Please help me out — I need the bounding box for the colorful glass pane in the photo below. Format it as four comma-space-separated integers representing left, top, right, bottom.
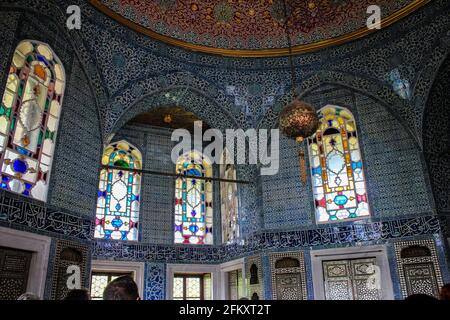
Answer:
0, 41, 65, 201
95, 141, 142, 241
174, 151, 213, 245
308, 106, 370, 223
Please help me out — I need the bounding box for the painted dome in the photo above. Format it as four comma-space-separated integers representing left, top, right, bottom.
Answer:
90, 0, 427, 57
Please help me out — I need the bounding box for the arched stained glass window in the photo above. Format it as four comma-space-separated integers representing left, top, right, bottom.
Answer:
95, 141, 142, 241
0, 40, 65, 201
220, 149, 239, 244
308, 105, 370, 223
174, 151, 213, 245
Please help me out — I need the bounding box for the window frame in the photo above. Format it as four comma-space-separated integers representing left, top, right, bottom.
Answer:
174, 151, 214, 245
0, 40, 66, 202
173, 274, 206, 300
90, 271, 133, 300
307, 105, 370, 225
95, 140, 142, 241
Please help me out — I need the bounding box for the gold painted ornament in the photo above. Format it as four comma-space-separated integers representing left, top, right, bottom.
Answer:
279, 99, 319, 184
279, 99, 319, 142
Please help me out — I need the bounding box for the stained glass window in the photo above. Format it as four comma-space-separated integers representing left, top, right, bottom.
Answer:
308, 106, 370, 223
174, 151, 213, 245
220, 150, 239, 244
0, 40, 65, 201
95, 141, 142, 241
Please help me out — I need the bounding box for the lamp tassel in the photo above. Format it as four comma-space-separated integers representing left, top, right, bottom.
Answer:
295, 137, 307, 184
298, 147, 307, 184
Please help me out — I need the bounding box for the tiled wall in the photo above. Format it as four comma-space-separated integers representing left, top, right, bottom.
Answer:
48, 58, 102, 217
261, 136, 313, 229
144, 262, 166, 300
0, 0, 448, 301
354, 93, 433, 218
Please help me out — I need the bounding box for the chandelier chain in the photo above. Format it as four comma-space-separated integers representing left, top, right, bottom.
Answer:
283, 0, 298, 98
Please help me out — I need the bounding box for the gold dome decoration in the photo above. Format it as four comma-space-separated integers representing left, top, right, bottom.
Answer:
279, 99, 319, 144
89, 0, 429, 58
279, 99, 319, 184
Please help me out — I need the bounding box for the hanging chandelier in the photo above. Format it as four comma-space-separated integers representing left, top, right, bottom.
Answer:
278, 0, 319, 184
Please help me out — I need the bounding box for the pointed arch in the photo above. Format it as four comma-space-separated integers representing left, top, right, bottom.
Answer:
308, 105, 370, 223
95, 140, 142, 241
0, 40, 65, 201
174, 150, 213, 245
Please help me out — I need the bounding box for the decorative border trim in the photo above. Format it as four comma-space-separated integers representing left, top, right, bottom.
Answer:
0, 190, 92, 241
91, 215, 442, 263
89, 0, 430, 57
0, 188, 444, 264
269, 251, 307, 300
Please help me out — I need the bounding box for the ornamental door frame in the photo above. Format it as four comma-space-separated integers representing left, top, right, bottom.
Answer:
310, 245, 394, 300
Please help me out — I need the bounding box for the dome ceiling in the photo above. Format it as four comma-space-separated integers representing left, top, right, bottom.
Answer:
90, 0, 428, 57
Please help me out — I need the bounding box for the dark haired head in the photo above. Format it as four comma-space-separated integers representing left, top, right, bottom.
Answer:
440, 284, 450, 301
64, 289, 90, 300
405, 293, 438, 302
103, 275, 139, 300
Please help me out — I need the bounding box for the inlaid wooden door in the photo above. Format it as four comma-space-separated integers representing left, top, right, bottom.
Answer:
323, 257, 381, 300
0, 247, 33, 300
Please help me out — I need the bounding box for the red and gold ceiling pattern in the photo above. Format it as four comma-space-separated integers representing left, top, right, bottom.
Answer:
90, 0, 429, 57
